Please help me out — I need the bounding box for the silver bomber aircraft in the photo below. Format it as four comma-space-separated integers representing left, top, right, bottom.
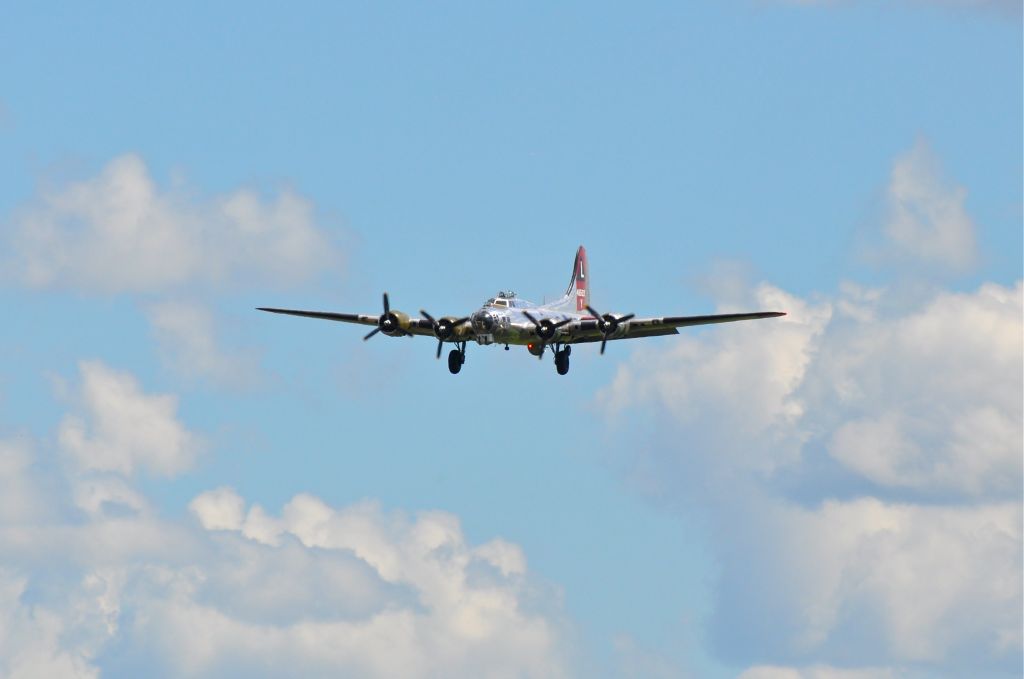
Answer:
258, 246, 786, 375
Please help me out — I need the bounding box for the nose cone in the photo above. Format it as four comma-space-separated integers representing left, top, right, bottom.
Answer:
472, 309, 495, 332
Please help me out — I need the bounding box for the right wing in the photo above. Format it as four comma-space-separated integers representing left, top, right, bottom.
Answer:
567, 311, 786, 343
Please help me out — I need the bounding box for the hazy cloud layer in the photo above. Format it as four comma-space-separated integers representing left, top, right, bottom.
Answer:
4, 154, 340, 293
739, 665, 899, 679
0, 365, 569, 678
146, 300, 261, 388
880, 140, 978, 273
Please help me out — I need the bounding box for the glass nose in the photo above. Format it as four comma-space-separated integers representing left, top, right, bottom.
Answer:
472, 310, 494, 331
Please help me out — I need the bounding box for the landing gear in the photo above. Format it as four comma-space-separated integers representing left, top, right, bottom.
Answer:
554, 345, 571, 375
447, 343, 466, 374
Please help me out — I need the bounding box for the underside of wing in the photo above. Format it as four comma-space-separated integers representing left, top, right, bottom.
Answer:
567, 310, 786, 344
646, 311, 786, 329
257, 307, 439, 338
257, 307, 377, 325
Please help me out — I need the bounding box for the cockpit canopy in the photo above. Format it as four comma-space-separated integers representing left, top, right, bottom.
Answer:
485, 290, 528, 309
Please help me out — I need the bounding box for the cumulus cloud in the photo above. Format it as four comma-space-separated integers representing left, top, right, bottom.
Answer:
714, 496, 1020, 669
189, 486, 246, 531
4, 154, 340, 293
596, 278, 1023, 674
599, 283, 832, 478
808, 282, 1022, 497
880, 139, 978, 272
146, 300, 261, 388
0, 488, 568, 678
599, 281, 1022, 499
58, 360, 201, 477
0, 364, 569, 678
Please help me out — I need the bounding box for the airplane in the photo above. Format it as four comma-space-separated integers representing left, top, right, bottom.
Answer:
258, 246, 786, 375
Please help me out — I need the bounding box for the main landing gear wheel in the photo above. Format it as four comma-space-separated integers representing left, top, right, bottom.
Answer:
555, 348, 570, 375
447, 348, 465, 374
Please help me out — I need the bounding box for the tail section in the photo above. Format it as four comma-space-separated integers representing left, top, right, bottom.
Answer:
564, 245, 590, 312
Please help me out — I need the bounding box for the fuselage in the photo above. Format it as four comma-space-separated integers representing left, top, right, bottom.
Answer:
467, 291, 594, 346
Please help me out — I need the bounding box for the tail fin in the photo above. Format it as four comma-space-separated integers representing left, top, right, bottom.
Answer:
564, 245, 590, 312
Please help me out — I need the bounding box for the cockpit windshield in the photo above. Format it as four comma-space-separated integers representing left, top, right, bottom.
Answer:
484, 294, 534, 309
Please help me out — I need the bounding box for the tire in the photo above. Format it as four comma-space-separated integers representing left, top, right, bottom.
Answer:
555, 351, 569, 375
448, 349, 463, 374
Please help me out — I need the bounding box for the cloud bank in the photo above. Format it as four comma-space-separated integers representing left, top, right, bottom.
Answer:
0, 362, 570, 678
597, 277, 1022, 675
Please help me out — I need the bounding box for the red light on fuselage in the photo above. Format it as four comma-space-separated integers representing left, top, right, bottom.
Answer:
527, 343, 535, 350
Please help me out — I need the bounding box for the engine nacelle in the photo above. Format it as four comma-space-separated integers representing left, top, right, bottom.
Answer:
379, 310, 412, 336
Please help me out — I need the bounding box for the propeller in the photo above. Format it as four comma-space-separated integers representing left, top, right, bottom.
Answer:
364, 292, 405, 340
586, 306, 635, 355
522, 311, 573, 359
420, 310, 471, 359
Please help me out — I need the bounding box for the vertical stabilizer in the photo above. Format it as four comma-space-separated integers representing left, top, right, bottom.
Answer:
564, 245, 590, 312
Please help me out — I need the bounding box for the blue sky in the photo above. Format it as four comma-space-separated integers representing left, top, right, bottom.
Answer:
0, 2, 1020, 677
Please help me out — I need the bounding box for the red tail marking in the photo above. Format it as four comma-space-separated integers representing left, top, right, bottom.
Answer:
575, 246, 588, 311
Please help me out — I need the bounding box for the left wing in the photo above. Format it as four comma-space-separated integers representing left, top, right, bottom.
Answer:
567, 311, 786, 343
257, 307, 437, 337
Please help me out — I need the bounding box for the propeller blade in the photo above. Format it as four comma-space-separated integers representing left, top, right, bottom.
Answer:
382, 293, 390, 314
537, 343, 545, 359
436, 340, 443, 359
453, 317, 470, 326
553, 318, 573, 329
586, 305, 601, 318
364, 327, 380, 341
618, 313, 635, 323
420, 309, 435, 324
522, 310, 539, 327
600, 338, 607, 355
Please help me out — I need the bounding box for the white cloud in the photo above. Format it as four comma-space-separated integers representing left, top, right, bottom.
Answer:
599, 281, 1022, 498
190, 487, 246, 531
715, 496, 1020, 667
5, 154, 340, 293
58, 360, 201, 477
147, 300, 260, 388
880, 139, 978, 273
806, 281, 1022, 497
152, 495, 564, 678
596, 279, 1022, 673
0, 571, 100, 679
0, 367, 570, 678
598, 284, 832, 478
0, 490, 569, 679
